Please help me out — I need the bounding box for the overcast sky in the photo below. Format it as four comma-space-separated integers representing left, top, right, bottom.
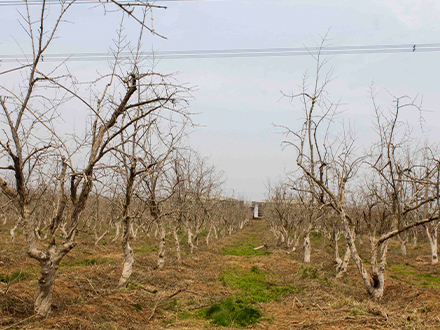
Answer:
2, 0, 440, 201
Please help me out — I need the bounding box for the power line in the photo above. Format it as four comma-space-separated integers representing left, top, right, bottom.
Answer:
0, 0, 200, 6
0, 43, 439, 62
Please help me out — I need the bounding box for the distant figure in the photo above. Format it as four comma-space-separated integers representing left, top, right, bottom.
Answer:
413, 44, 416, 52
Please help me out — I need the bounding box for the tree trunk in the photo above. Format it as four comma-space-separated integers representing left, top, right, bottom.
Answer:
35, 259, 58, 316
187, 226, 195, 254
111, 221, 121, 242
425, 224, 439, 265
157, 220, 166, 269
173, 227, 181, 264
399, 238, 407, 256
412, 229, 418, 248
206, 225, 212, 246
10, 221, 19, 243
118, 241, 134, 287
303, 233, 311, 263
336, 243, 351, 278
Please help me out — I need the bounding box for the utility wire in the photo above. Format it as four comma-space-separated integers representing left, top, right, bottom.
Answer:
0, 0, 200, 6
0, 43, 439, 62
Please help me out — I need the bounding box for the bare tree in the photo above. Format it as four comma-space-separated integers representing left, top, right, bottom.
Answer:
277, 40, 440, 299
0, 0, 182, 315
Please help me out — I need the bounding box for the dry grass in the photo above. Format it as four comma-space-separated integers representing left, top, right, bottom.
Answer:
0, 221, 439, 329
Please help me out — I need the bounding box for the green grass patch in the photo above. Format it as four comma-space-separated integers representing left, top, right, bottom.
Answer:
222, 242, 269, 256
133, 245, 157, 253
310, 232, 322, 242
389, 263, 440, 289
220, 266, 298, 302
200, 296, 262, 327
133, 303, 143, 311
349, 307, 368, 316
0, 270, 30, 283
297, 265, 318, 279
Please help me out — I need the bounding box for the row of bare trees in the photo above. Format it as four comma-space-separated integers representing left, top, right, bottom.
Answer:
0, 1, 251, 316
266, 39, 439, 300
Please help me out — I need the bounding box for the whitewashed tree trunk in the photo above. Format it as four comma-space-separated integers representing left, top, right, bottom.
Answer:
118, 240, 134, 287
336, 243, 351, 278
186, 223, 195, 254
425, 224, 439, 265
10, 221, 19, 243
129, 223, 136, 240
173, 227, 182, 264
157, 220, 166, 269
206, 225, 212, 245
35, 259, 58, 316
95, 230, 109, 246
399, 236, 407, 256
303, 233, 311, 263
412, 229, 418, 248
112, 221, 121, 242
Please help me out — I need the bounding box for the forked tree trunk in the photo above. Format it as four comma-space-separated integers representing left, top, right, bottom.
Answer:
336, 243, 351, 278
340, 207, 387, 299
398, 235, 407, 256
95, 230, 109, 246
112, 221, 121, 242
303, 233, 311, 263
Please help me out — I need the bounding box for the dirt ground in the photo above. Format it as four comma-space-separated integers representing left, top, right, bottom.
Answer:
0, 220, 439, 329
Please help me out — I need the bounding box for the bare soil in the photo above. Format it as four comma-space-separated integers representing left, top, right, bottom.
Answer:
0, 220, 439, 329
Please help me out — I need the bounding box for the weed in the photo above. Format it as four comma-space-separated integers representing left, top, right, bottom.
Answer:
220, 266, 298, 302
310, 232, 322, 242
133, 303, 143, 311
201, 297, 262, 327
297, 265, 318, 279
349, 307, 367, 316
0, 271, 30, 283
133, 245, 157, 254
222, 242, 269, 256
389, 263, 440, 289
318, 275, 335, 287
60, 257, 113, 269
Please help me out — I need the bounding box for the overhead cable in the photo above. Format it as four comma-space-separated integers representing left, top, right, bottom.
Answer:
0, 43, 439, 62
0, 0, 199, 6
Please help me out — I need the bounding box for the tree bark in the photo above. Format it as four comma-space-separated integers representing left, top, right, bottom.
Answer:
425, 224, 439, 265
336, 243, 351, 278
118, 240, 134, 287
303, 233, 311, 263
157, 220, 166, 269
173, 227, 181, 264
35, 260, 58, 316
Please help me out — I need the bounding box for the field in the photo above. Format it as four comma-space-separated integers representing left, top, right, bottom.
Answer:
0, 220, 439, 330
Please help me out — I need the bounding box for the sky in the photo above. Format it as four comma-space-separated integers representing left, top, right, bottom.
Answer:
1, 0, 440, 201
